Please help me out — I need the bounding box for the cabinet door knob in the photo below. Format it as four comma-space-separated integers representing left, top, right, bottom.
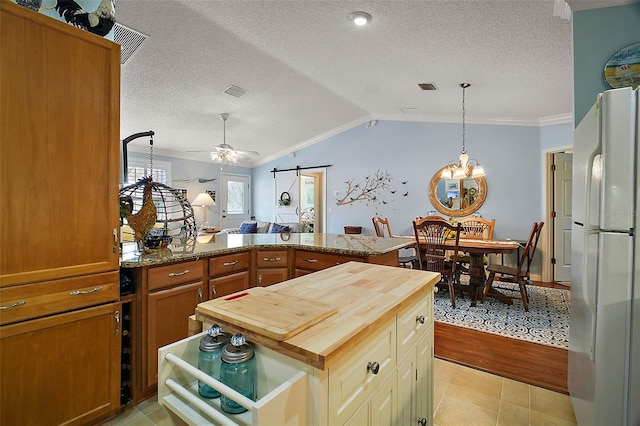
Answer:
223, 260, 239, 267
367, 361, 380, 375
416, 315, 426, 324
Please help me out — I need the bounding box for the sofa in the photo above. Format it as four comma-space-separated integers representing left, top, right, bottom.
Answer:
217, 220, 305, 234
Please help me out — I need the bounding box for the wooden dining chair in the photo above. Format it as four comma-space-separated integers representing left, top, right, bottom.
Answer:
451, 217, 496, 270
457, 217, 495, 240
372, 216, 417, 268
413, 219, 462, 308
481, 221, 544, 311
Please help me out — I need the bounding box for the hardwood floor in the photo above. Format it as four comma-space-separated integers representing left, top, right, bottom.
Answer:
434, 281, 570, 395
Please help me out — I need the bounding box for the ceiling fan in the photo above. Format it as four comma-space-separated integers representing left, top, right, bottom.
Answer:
188, 113, 260, 164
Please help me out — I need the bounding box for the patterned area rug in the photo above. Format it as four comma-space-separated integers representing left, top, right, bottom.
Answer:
434, 278, 570, 349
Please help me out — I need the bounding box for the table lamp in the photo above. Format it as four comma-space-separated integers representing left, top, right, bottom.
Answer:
192, 192, 216, 230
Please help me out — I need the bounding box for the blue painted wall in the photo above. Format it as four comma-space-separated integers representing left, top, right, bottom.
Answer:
253, 120, 573, 241
127, 151, 251, 229
573, 4, 640, 125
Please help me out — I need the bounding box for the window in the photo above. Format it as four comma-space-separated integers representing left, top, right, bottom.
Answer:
126, 160, 171, 184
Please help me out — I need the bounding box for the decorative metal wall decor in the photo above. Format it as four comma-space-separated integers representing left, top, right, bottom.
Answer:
336, 170, 408, 207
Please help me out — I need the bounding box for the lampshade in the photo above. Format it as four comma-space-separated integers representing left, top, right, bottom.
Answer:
192, 192, 216, 207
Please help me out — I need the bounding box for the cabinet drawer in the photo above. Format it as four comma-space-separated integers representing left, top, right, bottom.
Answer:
397, 290, 433, 361
295, 251, 362, 271
209, 252, 250, 277
256, 250, 288, 267
148, 260, 203, 291
0, 272, 118, 325
329, 318, 396, 425
209, 271, 249, 299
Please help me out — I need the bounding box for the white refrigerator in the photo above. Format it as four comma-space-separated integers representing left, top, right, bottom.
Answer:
570, 86, 639, 425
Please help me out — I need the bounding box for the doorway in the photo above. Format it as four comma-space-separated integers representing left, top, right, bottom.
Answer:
299, 172, 324, 233
546, 151, 573, 284
274, 168, 326, 233
220, 173, 251, 229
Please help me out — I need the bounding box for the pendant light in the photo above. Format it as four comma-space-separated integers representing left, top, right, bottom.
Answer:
441, 83, 485, 179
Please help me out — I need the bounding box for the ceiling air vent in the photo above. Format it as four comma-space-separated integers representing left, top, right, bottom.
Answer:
113, 23, 148, 65
418, 82, 438, 91
224, 85, 248, 98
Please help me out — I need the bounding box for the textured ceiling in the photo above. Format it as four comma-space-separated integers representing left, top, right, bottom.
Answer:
116, 0, 598, 166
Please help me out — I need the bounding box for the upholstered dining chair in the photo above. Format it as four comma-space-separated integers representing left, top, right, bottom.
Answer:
372, 216, 417, 268
481, 221, 544, 311
413, 219, 462, 308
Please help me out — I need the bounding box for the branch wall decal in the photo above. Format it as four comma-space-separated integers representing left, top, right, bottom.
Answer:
336, 170, 397, 206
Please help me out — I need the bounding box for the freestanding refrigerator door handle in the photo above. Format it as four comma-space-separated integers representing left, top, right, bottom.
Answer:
584, 228, 599, 362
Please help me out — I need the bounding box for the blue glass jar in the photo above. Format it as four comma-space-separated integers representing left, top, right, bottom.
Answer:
220, 333, 256, 414
197, 324, 228, 398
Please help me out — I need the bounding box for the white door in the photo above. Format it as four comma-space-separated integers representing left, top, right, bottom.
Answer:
220, 173, 251, 229
553, 152, 573, 283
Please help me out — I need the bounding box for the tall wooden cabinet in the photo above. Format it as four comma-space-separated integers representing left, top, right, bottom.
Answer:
0, 2, 121, 424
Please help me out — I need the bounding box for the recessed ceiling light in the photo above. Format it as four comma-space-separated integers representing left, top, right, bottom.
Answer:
349, 11, 372, 26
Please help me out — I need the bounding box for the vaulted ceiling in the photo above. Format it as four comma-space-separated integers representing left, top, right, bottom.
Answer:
115, 1, 628, 166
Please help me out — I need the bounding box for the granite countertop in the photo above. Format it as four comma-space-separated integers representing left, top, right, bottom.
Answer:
120, 233, 415, 268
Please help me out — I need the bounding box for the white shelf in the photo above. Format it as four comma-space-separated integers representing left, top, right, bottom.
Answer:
158, 331, 310, 426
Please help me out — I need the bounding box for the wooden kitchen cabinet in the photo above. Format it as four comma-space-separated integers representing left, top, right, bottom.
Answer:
0, 303, 121, 426
209, 251, 250, 298
0, 2, 121, 424
294, 250, 362, 276
144, 261, 204, 391
0, 1, 120, 288
255, 249, 290, 287
210, 271, 250, 299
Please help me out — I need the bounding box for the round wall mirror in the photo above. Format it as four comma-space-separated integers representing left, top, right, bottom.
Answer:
428, 167, 487, 217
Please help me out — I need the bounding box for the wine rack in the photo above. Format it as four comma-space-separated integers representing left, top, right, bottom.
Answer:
120, 301, 133, 406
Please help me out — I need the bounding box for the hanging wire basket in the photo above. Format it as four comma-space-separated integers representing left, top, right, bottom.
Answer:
119, 180, 197, 253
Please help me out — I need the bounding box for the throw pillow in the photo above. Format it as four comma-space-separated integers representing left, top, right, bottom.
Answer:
239, 222, 258, 234
271, 223, 290, 233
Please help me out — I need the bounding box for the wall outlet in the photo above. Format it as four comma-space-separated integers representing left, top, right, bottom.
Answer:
329, 208, 333, 213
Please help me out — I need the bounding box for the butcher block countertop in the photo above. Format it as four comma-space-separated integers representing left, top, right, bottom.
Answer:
120, 233, 414, 268
195, 262, 440, 370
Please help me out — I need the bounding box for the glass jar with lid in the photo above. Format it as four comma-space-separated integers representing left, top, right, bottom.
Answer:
197, 324, 229, 398
220, 333, 256, 413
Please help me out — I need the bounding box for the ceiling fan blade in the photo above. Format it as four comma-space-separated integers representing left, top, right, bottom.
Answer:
235, 150, 260, 156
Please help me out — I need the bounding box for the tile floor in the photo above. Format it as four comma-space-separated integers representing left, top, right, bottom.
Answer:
103, 358, 577, 426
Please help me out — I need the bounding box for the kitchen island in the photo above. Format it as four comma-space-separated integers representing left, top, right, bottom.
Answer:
158, 262, 439, 425
120, 233, 416, 403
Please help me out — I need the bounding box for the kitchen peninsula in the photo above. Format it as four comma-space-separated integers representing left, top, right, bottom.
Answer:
159, 262, 440, 425
120, 233, 415, 403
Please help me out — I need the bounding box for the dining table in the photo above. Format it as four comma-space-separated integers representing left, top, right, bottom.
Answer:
445, 238, 520, 306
